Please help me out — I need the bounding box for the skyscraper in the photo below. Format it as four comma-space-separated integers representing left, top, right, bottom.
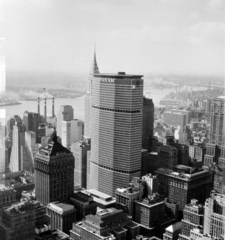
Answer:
84, 52, 100, 138
90, 72, 143, 196
34, 131, 74, 206
204, 96, 225, 166
23, 111, 39, 142
57, 105, 74, 138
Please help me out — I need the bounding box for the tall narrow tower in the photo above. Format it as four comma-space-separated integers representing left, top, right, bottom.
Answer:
84, 51, 100, 138
90, 72, 144, 196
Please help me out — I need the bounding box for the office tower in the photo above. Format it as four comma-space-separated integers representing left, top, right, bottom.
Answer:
157, 145, 178, 169
203, 193, 225, 239
156, 165, 212, 211
90, 72, 143, 196
84, 51, 100, 138
7, 115, 22, 141
57, 105, 74, 138
178, 199, 204, 240
134, 193, 165, 228
189, 144, 206, 163
86, 149, 91, 189
141, 148, 148, 176
62, 119, 84, 149
142, 97, 154, 151
163, 222, 181, 240
0, 185, 16, 210
70, 191, 97, 221
23, 111, 39, 142
163, 111, 187, 128
142, 174, 158, 196
0, 200, 50, 240
213, 165, 225, 194
70, 208, 140, 240
47, 202, 76, 234
71, 139, 90, 188
204, 96, 225, 166
25, 131, 38, 170
34, 131, 74, 206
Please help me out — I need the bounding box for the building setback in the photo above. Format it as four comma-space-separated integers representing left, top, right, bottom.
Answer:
34, 131, 74, 206
70, 208, 140, 240
90, 72, 143, 196
156, 165, 212, 211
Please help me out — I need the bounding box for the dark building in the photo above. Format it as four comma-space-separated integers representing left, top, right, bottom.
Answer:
156, 165, 212, 212
212, 165, 225, 194
70, 208, 140, 240
90, 72, 143, 196
71, 139, 90, 188
178, 199, 204, 240
172, 143, 189, 166
0, 200, 50, 240
86, 149, 91, 189
35, 228, 70, 240
142, 97, 154, 151
34, 131, 74, 206
70, 191, 97, 221
134, 193, 165, 229
157, 145, 178, 169
23, 111, 39, 142
47, 202, 76, 235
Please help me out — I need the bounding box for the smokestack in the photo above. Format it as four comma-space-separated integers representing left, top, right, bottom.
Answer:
37, 98, 40, 115
52, 97, 55, 117
44, 98, 47, 121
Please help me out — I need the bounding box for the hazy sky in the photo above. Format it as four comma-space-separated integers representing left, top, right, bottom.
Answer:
0, 0, 225, 76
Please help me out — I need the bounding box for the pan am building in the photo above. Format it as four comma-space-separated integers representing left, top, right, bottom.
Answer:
90, 72, 143, 196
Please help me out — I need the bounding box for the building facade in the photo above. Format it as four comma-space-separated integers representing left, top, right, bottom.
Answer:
90, 72, 143, 196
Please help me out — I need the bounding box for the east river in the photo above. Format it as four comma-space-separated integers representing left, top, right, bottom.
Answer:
0, 85, 207, 125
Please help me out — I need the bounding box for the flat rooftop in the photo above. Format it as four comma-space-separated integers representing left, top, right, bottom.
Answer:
48, 202, 74, 213
94, 72, 143, 78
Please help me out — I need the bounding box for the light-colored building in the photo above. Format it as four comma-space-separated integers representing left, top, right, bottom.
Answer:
90, 72, 143, 196
142, 174, 158, 196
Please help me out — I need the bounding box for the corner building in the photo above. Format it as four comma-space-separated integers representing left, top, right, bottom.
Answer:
90, 72, 143, 196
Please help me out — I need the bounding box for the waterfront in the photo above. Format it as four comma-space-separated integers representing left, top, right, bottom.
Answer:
0, 85, 207, 125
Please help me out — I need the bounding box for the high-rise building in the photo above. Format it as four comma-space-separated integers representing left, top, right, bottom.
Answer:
156, 165, 212, 211
0, 200, 50, 240
178, 199, 204, 240
34, 131, 74, 206
142, 97, 154, 151
23, 111, 39, 142
157, 145, 178, 169
62, 119, 84, 149
204, 96, 225, 166
142, 174, 158, 196
90, 72, 143, 196
84, 51, 100, 138
47, 202, 76, 234
203, 193, 225, 239
71, 139, 90, 188
57, 105, 74, 138
70, 208, 140, 240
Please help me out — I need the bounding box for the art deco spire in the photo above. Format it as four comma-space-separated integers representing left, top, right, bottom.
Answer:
88, 47, 100, 91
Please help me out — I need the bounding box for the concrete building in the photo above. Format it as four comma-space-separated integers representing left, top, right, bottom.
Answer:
23, 111, 39, 142
204, 96, 225, 166
157, 145, 178, 169
70, 208, 140, 240
163, 111, 187, 128
142, 174, 158, 196
57, 105, 74, 138
34, 131, 74, 206
90, 72, 143, 196
213, 165, 225, 194
203, 193, 225, 239
142, 97, 154, 151
71, 139, 90, 188
0, 184, 16, 210
35, 228, 70, 240
47, 202, 76, 234
84, 51, 100, 138
134, 193, 165, 228
70, 191, 97, 221
0, 200, 50, 240
163, 222, 181, 240
156, 165, 212, 211
178, 199, 204, 240
61, 119, 84, 149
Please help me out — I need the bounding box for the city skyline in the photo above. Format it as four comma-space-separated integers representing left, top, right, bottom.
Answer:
0, 0, 224, 76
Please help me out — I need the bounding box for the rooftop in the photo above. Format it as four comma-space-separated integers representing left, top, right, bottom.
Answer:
94, 72, 143, 78
166, 222, 181, 233
48, 202, 74, 214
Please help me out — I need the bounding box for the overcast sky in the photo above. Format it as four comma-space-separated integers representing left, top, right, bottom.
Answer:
0, 0, 225, 76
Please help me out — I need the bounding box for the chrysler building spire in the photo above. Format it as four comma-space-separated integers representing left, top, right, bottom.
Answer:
89, 47, 100, 91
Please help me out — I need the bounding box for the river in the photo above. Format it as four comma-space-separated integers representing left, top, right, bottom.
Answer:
0, 85, 207, 125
